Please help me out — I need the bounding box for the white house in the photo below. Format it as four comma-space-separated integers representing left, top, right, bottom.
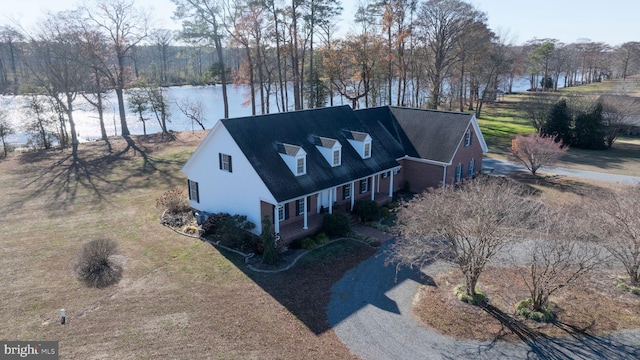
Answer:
181, 105, 488, 242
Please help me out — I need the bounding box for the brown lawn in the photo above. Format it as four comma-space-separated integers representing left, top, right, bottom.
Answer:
2, 130, 639, 359
0, 132, 368, 359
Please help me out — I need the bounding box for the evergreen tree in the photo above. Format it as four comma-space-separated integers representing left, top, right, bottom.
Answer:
261, 216, 279, 265
542, 99, 572, 145
573, 102, 606, 150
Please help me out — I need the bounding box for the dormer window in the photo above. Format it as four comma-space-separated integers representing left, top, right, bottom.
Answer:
346, 130, 372, 159
278, 143, 307, 176
332, 149, 341, 166
314, 136, 342, 167
296, 157, 305, 175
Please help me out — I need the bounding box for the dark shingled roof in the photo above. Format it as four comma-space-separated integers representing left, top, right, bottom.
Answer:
221, 105, 404, 202
220, 105, 477, 202
356, 106, 474, 164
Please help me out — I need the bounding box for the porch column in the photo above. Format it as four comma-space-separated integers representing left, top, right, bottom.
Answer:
303, 197, 308, 230
350, 181, 355, 210
328, 189, 333, 214
274, 204, 280, 234
370, 176, 376, 201
389, 170, 394, 197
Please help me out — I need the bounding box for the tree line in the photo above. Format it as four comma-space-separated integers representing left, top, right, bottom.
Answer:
0, 0, 639, 157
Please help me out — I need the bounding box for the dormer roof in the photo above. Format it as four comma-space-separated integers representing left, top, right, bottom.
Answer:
277, 143, 305, 156
314, 136, 340, 149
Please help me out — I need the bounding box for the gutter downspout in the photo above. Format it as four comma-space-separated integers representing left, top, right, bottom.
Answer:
442, 164, 447, 192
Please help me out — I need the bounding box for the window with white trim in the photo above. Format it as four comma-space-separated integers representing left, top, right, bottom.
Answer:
343, 184, 351, 199
295, 199, 306, 216
332, 149, 341, 166
188, 179, 199, 203
360, 178, 369, 193
277, 205, 285, 222
219, 153, 232, 172
296, 157, 306, 175
363, 142, 371, 158
464, 130, 473, 147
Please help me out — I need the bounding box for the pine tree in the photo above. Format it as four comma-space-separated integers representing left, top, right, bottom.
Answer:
573, 102, 606, 150
542, 99, 572, 144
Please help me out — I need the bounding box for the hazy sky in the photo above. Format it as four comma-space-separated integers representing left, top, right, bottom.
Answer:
2, 0, 638, 46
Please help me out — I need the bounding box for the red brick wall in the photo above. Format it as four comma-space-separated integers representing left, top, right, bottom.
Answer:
444, 125, 484, 186
398, 159, 444, 193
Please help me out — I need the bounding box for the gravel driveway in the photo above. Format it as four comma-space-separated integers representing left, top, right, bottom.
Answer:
327, 240, 640, 360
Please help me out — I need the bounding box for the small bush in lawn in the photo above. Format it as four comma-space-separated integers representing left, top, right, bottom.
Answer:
615, 277, 640, 295
322, 213, 350, 237
453, 285, 487, 305
316, 232, 330, 245
75, 239, 124, 289
353, 200, 380, 222
156, 187, 191, 214
515, 298, 555, 322
301, 237, 316, 250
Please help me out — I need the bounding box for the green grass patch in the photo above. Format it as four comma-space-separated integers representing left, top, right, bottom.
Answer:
615, 277, 640, 295
515, 298, 555, 322
453, 284, 487, 305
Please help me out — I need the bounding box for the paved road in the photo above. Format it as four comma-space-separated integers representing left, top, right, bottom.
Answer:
327, 241, 640, 360
483, 157, 640, 185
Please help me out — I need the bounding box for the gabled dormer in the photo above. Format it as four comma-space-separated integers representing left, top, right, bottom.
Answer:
277, 143, 307, 176
345, 130, 372, 159
314, 136, 342, 167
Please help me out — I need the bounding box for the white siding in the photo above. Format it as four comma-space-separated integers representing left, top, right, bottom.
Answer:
182, 125, 275, 235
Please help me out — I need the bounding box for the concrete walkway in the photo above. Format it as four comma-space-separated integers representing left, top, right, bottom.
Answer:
327, 241, 640, 360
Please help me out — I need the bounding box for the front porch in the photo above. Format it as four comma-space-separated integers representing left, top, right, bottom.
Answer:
277, 192, 393, 244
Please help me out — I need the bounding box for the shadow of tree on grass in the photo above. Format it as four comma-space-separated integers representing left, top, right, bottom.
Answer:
10, 135, 186, 213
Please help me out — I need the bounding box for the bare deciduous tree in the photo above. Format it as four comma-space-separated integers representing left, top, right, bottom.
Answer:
83, 0, 150, 136
510, 133, 567, 176
518, 205, 602, 313
173, 0, 230, 118
388, 177, 542, 298
0, 110, 14, 156
176, 97, 207, 130
600, 94, 640, 148
416, 0, 486, 109
591, 186, 640, 286
517, 92, 556, 132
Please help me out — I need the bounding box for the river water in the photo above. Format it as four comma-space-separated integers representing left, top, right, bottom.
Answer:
1, 77, 533, 146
